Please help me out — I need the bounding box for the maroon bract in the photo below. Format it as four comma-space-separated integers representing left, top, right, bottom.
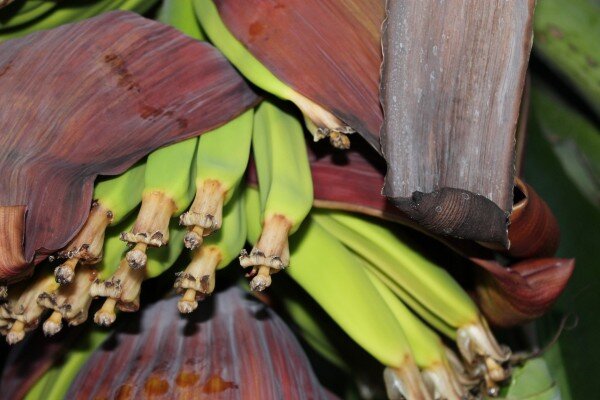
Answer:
215, 0, 384, 149
0, 11, 258, 282
66, 287, 333, 399
474, 258, 575, 327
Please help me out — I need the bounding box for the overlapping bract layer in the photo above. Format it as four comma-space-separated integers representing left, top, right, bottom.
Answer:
0, 11, 258, 282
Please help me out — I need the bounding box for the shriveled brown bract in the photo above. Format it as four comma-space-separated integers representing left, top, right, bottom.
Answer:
381, 0, 535, 245
0, 11, 258, 282
215, 0, 384, 149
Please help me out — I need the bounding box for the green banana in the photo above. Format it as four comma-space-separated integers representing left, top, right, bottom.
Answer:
24, 327, 109, 400
175, 188, 246, 313
194, 0, 353, 148
245, 187, 431, 399
120, 138, 197, 269
158, 0, 205, 39
1, 268, 59, 344
54, 162, 145, 284
365, 266, 472, 399
179, 109, 253, 250
239, 101, 313, 291
92, 220, 186, 326
313, 211, 510, 381
0, 1, 57, 30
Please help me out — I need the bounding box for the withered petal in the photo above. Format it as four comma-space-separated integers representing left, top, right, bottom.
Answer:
0, 11, 258, 281
214, 0, 384, 149
380, 0, 535, 245
66, 287, 331, 399
473, 258, 575, 327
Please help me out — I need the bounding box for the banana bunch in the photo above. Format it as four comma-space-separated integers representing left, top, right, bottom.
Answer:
0, 0, 160, 41
239, 100, 313, 291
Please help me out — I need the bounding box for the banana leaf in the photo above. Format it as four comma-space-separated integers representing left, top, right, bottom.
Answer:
380, 0, 534, 246
490, 358, 561, 400
534, 0, 600, 117
531, 84, 600, 209
525, 83, 600, 399
0, 11, 258, 282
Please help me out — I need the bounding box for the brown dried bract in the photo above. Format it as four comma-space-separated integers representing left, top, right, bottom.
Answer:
0, 11, 258, 282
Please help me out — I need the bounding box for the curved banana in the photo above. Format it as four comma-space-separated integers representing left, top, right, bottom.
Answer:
194, 0, 352, 148
0, 1, 57, 30
120, 138, 196, 269
179, 109, 253, 250
313, 211, 510, 384
175, 188, 246, 313
53, 162, 145, 284
365, 266, 472, 400
239, 101, 313, 291
245, 188, 431, 399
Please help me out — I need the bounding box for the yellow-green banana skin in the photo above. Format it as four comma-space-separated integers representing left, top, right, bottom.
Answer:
159, 0, 205, 39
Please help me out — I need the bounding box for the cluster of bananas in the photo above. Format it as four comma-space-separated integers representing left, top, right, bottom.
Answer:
0, 0, 160, 41
0, 1, 514, 399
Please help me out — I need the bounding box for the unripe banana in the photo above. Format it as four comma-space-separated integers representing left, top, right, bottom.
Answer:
239, 101, 313, 291
121, 138, 197, 269
92, 220, 186, 326
245, 187, 431, 399
1, 268, 59, 344
53, 162, 145, 284
159, 0, 205, 39
175, 188, 246, 313
179, 109, 253, 250
194, 0, 353, 147
314, 211, 510, 384
364, 266, 471, 400
0, 1, 57, 30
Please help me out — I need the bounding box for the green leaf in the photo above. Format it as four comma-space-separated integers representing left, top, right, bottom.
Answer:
525, 88, 600, 400
494, 358, 560, 400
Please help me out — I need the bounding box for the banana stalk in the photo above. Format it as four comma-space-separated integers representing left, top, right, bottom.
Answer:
313, 211, 510, 383
53, 163, 145, 284
245, 187, 431, 399
175, 188, 246, 313
239, 101, 313, 291
121, 138, 196, 269
180, 109, 253, 250
92, 221, 186, 326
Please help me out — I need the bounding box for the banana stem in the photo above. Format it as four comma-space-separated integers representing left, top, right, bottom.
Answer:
94, 298, 117, 327
178, 289, 199, 314
54, 257, 79, 285
43, 311, 63, 337
6, 320, 25, 345
126, 242, 148, 269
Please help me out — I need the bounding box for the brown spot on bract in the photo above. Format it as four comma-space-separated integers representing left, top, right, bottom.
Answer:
175, 371, 200, 387
548, 25, 563, 39
568, 43, 578, 52
586, 56, 598, 68
114, 384, 134, 400
201, 374, 238, 394
177, 118, 188, 129
103, 53, 140, 92
144, 375, 169, 396
0, 62, 11, 77
140, 104, 164, 120
248, 21, 265, 40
